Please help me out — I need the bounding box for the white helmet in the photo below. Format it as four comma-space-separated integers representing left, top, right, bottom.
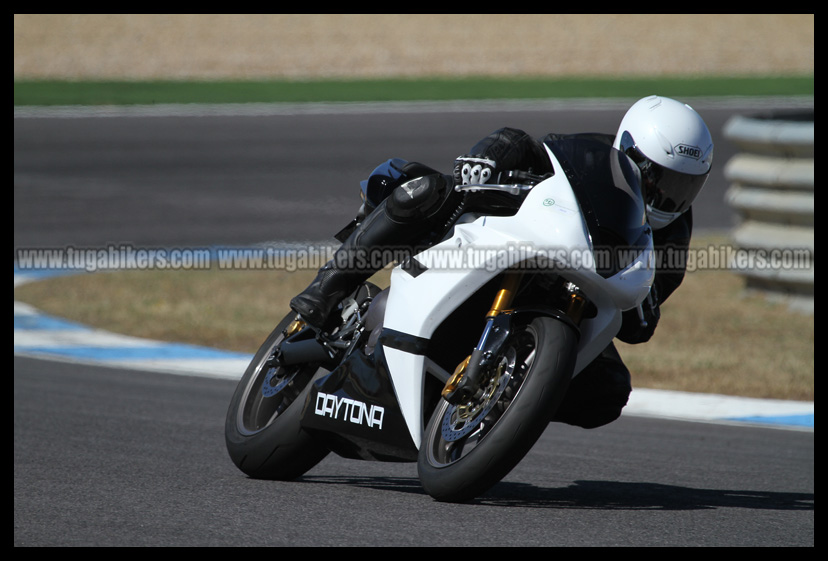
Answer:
613, 95, 714, 229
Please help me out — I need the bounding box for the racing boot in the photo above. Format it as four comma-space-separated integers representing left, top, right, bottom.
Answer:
290, 174, 456, 329
289, 201, 419, 329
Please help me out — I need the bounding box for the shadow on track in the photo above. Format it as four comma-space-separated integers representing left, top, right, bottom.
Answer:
300, 475, 814, 511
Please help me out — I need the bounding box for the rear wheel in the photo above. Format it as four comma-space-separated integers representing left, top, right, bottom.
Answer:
225, 312, 330, 480
418, 316, 577, 502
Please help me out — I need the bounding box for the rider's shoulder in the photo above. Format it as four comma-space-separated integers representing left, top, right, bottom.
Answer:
540, 132, 615, 145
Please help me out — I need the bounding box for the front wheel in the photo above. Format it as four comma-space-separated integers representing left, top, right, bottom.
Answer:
225, 312, 330, 480
418, 316, 577, 503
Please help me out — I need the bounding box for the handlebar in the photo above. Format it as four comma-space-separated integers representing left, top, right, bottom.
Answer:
454, 169, 553, 196
455, 183, 534, 195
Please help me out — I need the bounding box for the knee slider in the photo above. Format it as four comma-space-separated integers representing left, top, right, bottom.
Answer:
553, 353, 632, 430
385, 174, 448, 223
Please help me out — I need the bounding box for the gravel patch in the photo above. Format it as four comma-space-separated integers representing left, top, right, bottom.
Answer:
14, 14, 813, 80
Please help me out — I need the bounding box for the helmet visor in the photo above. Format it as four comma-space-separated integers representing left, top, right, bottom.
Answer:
619, 131, 709, 214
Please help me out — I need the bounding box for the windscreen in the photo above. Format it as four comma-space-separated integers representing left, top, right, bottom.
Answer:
544, 136, 649, 278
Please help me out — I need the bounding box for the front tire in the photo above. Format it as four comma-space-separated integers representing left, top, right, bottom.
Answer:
418, 316, 577, 502
225, 312, 330, 480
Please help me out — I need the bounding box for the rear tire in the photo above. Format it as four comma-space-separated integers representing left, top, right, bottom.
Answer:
225, 312, 330, 480
418, 316, 577, 502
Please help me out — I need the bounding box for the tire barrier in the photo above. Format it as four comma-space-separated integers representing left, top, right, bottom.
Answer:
723, 109, 814, 313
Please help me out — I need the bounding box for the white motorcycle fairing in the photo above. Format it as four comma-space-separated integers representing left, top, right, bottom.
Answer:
373, 144, 654, 449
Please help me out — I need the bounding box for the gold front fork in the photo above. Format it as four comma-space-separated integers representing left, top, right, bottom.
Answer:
442, 271, 524, 400
486, 270, 525, 318
442, 356, 471, 399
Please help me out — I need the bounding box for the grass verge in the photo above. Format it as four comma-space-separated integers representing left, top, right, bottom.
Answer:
13, 75, 814, 106
13, 235, 813, 401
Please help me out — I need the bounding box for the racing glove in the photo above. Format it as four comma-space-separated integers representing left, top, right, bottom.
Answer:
617, 286, 660, 344
453, 155, 497, 185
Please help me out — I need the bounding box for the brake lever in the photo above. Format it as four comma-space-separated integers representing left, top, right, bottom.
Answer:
454, 170, 552, 195
455, 183, 535, 195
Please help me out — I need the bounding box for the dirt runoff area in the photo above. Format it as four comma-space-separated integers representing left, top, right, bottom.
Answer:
14, 14, 813, 80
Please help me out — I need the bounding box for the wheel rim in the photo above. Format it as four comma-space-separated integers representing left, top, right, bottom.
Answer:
425, 327, 537, 468
236, 333, 321, 436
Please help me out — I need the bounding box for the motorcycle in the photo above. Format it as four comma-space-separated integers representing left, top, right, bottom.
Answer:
224, 136, 654, 503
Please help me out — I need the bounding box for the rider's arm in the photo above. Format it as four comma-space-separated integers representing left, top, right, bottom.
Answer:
465, 127, 554, 175
616, 209, 693, 344
652, 208, 693, 303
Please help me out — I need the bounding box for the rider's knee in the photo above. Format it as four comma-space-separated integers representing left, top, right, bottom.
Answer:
552, 350, 632, 429
385, 174, 451, 224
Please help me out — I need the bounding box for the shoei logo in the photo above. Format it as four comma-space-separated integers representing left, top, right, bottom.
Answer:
676, 144, 702, 159
314, 392, 385, 430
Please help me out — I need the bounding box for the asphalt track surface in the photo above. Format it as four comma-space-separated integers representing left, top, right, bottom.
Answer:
18, 97, 812, 249
14, 99, 814, 546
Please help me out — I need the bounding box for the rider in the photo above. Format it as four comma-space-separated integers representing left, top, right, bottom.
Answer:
289, 95, 714, 429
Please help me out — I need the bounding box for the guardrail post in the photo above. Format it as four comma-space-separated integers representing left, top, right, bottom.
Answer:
723, 110, 814, 313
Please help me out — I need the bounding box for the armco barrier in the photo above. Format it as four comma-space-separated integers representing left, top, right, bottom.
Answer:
723, 110, 814, 313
